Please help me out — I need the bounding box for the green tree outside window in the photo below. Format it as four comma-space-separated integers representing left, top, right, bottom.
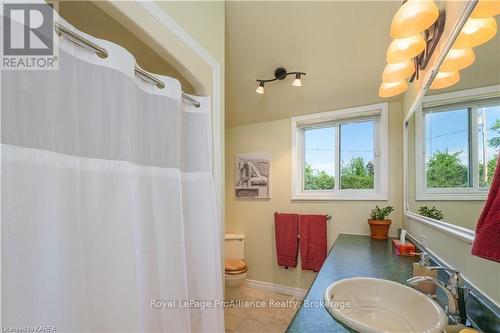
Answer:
426, 151, 469, 188
340, 157, 374, 189
304, 157, 375, 191
304, 164, 335, 190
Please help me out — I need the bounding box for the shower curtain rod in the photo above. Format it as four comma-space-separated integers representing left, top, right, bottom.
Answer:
54, 22, 201, 108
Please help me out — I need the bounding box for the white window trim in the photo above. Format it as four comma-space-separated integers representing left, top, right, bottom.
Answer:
415, 84, 500, 201
291, 103, 388, 201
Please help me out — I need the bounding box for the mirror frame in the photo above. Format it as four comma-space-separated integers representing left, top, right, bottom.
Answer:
403, 1, 478, 244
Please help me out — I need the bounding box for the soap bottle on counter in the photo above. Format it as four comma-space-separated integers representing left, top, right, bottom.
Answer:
412, 252, 437, 296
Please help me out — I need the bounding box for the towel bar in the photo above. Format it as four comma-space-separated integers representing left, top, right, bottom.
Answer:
274, 212, 332, 221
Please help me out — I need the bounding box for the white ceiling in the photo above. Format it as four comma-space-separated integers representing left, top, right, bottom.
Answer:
225, 1, 402, 127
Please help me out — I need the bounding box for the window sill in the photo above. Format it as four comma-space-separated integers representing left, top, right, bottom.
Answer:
416, 191, 488, 201
291, 193, 388, 201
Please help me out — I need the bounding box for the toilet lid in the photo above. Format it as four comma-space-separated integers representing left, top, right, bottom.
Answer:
225, 259, 247, 272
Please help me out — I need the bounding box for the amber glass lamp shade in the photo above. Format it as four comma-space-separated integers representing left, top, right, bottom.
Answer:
454, 17, 497, 48
430, 71, 460, 90
387, 35, 426, 63
382, 60, 415, 82
391, 0, 439, 38
471, 1, 500, 18
379, 80, 408, 97
440, 48, 475, 72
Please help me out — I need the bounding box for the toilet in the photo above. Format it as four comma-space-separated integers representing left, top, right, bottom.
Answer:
224, 233, 248, 297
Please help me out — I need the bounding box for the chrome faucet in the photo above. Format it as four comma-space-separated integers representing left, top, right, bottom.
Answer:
407, 254, 467, 325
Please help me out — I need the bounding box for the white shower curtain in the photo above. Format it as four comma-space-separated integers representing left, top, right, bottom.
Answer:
1, 14, 223, 333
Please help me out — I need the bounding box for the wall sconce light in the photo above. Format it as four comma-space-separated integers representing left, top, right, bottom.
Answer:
256, 67, 306, 94
391, 0, 440, 38
430, 1, 499, 91
382, 60, 415, 82
380, 0, 499, 94
379, 80, 409, 98
471, 0, 500, 18
379, 0, 446, 97
453, 16, 497, 49
386, 34, 426, 63
440, 48, 475, 72
430, 71, 460, 90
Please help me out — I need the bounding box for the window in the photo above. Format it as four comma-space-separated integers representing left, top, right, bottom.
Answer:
478, 103, 500, 187
291, 103, 388, 200
304, 127, 336, 190
424, 107, 470, 189
340, 120, 375, 190
415, 86, 500, 200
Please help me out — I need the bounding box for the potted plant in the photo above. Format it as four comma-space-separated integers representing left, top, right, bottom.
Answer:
368, 205, 394, 240
418, 206, 444, 221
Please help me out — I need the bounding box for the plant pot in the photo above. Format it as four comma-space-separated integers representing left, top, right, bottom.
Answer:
368, 219, 392, 240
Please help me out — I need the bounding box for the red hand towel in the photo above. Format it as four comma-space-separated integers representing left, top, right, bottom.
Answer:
274, 212, 299, 268
471, 154, 500, 263
299, 214, 327, 272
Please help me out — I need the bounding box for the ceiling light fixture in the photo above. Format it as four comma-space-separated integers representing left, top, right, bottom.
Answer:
255, 67, 306, 94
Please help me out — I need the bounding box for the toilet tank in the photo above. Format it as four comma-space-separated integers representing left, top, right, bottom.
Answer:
224, 233, 245, 260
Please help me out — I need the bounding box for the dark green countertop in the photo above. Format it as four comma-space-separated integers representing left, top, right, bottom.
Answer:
286, 234, 416, 332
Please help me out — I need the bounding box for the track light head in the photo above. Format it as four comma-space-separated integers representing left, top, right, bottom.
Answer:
256, 81, 265, 94
292, 73, 302, 87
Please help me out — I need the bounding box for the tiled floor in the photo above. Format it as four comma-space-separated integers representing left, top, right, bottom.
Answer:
224, 285, 300, 332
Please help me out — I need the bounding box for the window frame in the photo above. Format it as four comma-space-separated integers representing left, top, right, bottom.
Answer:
291, 103, 388, 201
415, 85, 500, 201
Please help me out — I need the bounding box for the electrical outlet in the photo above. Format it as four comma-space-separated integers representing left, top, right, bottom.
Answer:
420, 234, 426, 248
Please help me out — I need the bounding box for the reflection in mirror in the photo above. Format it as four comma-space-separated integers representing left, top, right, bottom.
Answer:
407, 15, 500, 230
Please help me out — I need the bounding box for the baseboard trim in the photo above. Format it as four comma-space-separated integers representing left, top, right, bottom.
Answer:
244, 279, 307, 299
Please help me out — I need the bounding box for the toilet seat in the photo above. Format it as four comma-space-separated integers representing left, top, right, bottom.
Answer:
225, 267, 248, 275
225, 259, 247, 275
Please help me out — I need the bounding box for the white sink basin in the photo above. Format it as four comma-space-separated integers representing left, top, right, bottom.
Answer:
324, 277, 447, 333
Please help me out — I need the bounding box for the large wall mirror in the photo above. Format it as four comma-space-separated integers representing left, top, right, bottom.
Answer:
405, 13, 500, 240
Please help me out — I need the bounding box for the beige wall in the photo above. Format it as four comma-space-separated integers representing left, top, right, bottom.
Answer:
402, 1, 500, 305
225, 102, 403, 290
155, 1, 225, 67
